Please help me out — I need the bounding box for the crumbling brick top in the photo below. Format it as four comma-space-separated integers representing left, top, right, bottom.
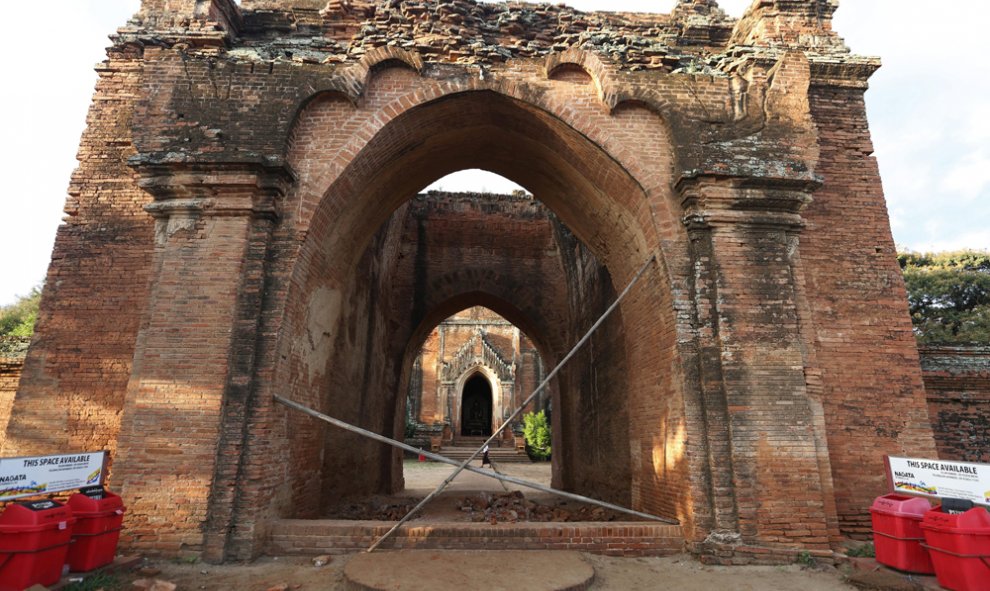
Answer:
124, 0, 856, 74
919, 345, 990, 375
0, 337, 29, 360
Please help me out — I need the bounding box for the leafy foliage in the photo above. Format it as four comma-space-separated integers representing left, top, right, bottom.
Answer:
795, 550, 817, 568
0, 285, 42, 338
898, 250, 990, 345
62, 572, 123, 591
522, 410, 551, 461
846, 542, 875, 558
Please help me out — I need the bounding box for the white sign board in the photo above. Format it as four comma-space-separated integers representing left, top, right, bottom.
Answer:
887, 456, 990, 507
0, 451, 106, 502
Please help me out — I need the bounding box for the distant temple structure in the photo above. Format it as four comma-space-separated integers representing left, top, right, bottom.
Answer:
405, 306, 547, 449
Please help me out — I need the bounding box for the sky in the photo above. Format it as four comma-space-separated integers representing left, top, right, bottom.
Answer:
0, 0, 987, 305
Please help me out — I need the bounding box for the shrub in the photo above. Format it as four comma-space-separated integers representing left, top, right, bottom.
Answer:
0, 285, 42, 338
523, 410, 551, 461
898, 250, 990, 344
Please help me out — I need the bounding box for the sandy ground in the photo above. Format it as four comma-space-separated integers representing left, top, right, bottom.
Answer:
73, 462, 860, 590
400, 459, 553, 493
98, 552, 857, 591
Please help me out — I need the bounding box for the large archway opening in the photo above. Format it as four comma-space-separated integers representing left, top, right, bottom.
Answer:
268, 83, 689, 531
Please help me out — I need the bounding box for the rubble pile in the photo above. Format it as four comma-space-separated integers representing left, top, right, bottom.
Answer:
459, 491, 625, 523
229, 0, 736, 71
324, 497, 421, 520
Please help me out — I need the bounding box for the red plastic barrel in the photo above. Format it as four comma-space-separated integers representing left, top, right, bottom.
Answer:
0, 499, 76, 591
65, 488, 125, 572
921, 506, 990, 591
869, 494, 935, 573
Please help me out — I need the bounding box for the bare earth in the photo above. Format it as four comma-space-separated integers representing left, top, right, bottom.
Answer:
85, 462, 857, 590
108, 553, 856, 591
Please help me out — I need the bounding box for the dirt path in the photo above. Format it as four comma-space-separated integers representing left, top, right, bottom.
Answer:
90, 464, 856, 590
400, 459, 552, 495
585, 555, 855, 590
101, 552, 857, 591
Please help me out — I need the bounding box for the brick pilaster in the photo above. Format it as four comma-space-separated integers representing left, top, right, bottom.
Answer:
680, 175, 837, 552
114, 161, 292, 558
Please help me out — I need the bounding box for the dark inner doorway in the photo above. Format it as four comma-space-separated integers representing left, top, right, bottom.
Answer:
460, 374, 493, 436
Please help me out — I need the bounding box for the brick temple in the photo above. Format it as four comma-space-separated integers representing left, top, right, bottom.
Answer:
2, 0, 981, 565
404, 303, 548, 447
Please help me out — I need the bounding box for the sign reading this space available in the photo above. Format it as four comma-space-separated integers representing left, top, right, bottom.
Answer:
887, 455, 990, 507
0, 451, 106, 502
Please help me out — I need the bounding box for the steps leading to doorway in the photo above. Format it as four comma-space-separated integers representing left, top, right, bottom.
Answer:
439, 445, 532, 464
450, 436, 507, 448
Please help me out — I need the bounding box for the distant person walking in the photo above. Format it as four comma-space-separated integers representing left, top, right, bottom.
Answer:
481, 444, 491, 467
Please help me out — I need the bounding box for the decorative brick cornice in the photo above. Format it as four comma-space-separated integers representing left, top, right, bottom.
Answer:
808, 56, 881, 90
677, 174, 818, 230
133, 159, 296, 220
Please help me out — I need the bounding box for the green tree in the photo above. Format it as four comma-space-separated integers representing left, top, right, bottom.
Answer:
522, 410, 551, 461
898, 250, 990, 345
0, 285, 42, 338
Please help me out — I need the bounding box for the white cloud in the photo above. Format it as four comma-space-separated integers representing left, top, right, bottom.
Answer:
844, 1, 990, 252
943, 150, 990, 203
921, 229, 990, 254
0, 1, 141, 305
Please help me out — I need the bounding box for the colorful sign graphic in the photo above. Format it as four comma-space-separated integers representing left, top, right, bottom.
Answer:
887, 456, 990, 506
0, 451, 106, 502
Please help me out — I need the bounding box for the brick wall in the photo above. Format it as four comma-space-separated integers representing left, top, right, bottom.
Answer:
920, 346, 990, 463
270, 519, 684, 557
554, 227, 633, 508
803, 84, 937, 538
0, 357, 24, 449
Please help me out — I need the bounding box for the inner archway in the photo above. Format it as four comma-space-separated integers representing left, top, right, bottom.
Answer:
459, 374, 492, 437
403, 301, 550, 457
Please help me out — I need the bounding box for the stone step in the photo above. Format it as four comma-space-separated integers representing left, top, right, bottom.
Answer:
438, 446, 532, 463
451, 436, 512, 448
271, 519, 684, 557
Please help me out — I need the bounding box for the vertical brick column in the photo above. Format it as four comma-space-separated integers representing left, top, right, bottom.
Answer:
115, 162, 292, 558
680, 176, 838, 553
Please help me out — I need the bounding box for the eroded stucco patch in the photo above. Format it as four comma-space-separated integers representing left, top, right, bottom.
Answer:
301, 285, 342, 385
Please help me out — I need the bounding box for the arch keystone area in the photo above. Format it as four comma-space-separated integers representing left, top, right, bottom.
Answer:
350, 46, 426, 98
3, 0, 937, 567
544, 48, 618, 109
